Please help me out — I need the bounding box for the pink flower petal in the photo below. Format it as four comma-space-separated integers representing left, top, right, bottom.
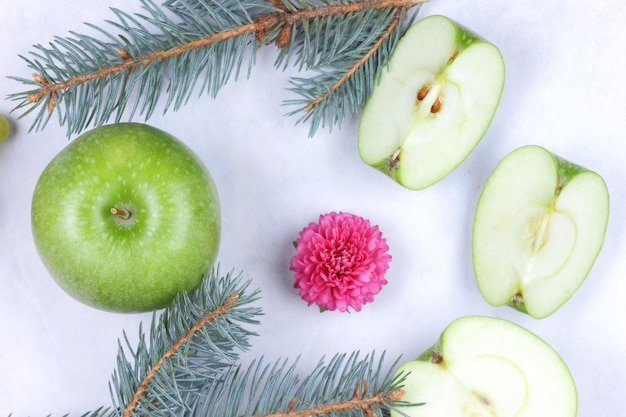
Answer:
290, 212, 391, 313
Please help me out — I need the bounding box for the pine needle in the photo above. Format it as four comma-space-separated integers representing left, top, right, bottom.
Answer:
106, 268, 423, 417
110, 268, 262, 417
7, 0, 427, 137
44, 269, 422, 416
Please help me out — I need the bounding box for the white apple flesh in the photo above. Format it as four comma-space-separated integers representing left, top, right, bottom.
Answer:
358, 15, 505, 190
472, 145, 609, 318
392, 316, 577, 417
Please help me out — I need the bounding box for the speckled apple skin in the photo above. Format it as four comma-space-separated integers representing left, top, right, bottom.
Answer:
31, 123, 220, 312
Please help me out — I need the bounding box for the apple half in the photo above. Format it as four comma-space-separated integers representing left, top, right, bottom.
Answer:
472, 145, 609, 319
392, 316, 577, 417
358, 15, 505, 190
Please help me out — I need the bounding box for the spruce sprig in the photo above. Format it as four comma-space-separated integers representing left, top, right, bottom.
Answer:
8, 0, 427, 137
111, 268, 262, 416
276, 3, 414, 133
76, 268, 417, 417
190, 352, 411, 417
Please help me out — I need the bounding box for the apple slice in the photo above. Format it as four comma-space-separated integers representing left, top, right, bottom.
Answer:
472, 145, 609, 319
392, 316, 577, 417
358, 15, 505, 190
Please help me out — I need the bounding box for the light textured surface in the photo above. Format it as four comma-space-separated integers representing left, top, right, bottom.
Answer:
0, 1, 624, 415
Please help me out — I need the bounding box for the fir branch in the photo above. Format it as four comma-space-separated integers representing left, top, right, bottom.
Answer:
281, 4, 413, 134
110, 268, 262, 417
94, 268, 419, 417
8, 0, 427, 137
188, 351, 414, 417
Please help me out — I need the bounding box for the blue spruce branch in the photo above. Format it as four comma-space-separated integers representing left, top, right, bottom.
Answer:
111, 268, 262, 416
8, 0, 427, 137
81, 268, 419, 417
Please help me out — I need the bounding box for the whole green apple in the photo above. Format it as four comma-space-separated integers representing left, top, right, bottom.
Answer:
31, 123, 221, 312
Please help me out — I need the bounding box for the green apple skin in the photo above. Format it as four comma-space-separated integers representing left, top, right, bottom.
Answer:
358, 15, 505, 190
392, 316, 577, 417
472, 145, 609, 319
31, 123, 220, 313
0, 114, 9, 142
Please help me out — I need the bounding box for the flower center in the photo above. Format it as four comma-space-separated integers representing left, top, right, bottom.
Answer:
324, 242, 361, 281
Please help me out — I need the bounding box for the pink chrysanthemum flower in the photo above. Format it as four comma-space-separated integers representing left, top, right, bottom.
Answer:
290, 212, 391, 312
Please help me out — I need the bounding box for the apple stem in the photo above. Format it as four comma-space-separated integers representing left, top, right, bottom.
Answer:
430, 97, 442, 113
386, 148, 401, 170
111, 207, 131, 220
430, 351, 444, 364
512, 293, 524, 307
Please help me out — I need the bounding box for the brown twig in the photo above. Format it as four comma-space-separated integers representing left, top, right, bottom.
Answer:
303, 8, 404, 113
121, 293, 240, 417
256, 384, 405, 417
27, 0, 427, 112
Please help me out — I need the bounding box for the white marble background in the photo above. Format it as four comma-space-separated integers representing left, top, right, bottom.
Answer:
1, 0, 624, 415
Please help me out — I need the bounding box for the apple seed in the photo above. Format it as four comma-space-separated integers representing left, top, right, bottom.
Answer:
430, 97, 442, 113
417, 86, 430, 101
416, 86, 442, 113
